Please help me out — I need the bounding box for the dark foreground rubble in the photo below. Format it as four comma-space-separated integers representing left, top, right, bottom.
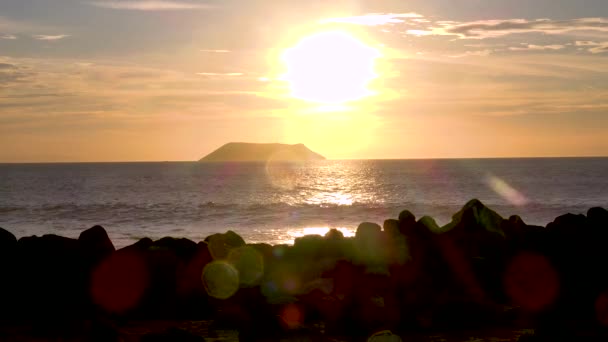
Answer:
0, 199, 607, 341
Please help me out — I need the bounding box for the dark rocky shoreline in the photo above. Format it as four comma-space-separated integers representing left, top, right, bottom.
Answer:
1, 199, 608, 341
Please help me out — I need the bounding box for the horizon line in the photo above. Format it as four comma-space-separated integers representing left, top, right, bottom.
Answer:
1, 155, 607, 164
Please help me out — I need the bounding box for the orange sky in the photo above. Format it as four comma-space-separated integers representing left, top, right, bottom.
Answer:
1, 0, 608, 162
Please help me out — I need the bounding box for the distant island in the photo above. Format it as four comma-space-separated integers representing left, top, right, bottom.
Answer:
199, 142, 326, 162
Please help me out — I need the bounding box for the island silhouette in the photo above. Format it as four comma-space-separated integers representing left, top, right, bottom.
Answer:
199, 142, 326, 162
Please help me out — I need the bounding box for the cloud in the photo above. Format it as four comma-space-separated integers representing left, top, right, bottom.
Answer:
575, 40, 599, 46
509, 44, 566, 51
1, 34, 17, 40
0, 63, 32, 86
589, 42, 608, 54
441, 17, 608, 39
33, 34, 70, 41
448, 49, 492, 58
88, 1, 214, 11
320, 13, 422, 26
0, 63, 17, 70
573, 40, 608, 53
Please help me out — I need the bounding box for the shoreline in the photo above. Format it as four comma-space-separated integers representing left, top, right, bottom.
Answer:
1, 199, 607, 341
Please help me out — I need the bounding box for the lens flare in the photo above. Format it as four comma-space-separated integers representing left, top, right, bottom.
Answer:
228, 246, 264, 286
201, 261, 240, 299
486, 175, 529, 206
91, 251, 149, 313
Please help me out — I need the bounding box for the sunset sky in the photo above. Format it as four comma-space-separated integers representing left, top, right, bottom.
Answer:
1, 0, 608, 162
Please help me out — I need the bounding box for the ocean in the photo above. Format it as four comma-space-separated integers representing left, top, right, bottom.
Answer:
1, 158, 606, 248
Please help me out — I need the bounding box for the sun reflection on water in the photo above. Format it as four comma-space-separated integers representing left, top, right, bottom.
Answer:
306, 192, 354, 206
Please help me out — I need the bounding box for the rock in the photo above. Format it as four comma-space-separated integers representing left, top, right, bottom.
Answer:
152, 237, 198, 261
248, 242, 274, 261
79, 225, 115, 265
355, 222, 388, 271
383, 219, 400, 236
204, 230, 245, 259
356, 222, 382, 239
382, 219, 409, 265
587, 207, 608, 227
15, 235, 84, 321
443, 199, 504, 235
119, 237, 153, 253
398, 210, 417, 236
418, 216, 442, 233
176, 242, 213, 316
398, 210, 416, 224
367, 330, 403, 342
0, 227, 17, 319
293, 234, 324, 255
325, 228, 344, 240
0, 227, 17, 248
546, 213, 587, 235
141, 327, 205, 342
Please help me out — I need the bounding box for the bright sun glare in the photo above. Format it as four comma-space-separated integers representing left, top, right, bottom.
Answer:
281, 31, 381, 104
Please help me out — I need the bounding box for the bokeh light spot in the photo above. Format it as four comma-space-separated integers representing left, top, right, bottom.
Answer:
228, 246, 264, 286
595, 291, 608, 326
91, 251, 149, 313
504, 252, 559, 311
280, 304, 304, 329
201, 261, 240, 299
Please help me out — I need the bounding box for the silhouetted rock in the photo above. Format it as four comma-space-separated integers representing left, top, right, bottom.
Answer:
0, 228, 17, 320
443, 199, 505, 235
325, 228, 344, 240
356, 221, 382, 239
79, 225, 114, 266
204, 230, 245, 259
15, 234, 84, 323
141, 327, 205, 342
398, 210, 417, 235
3, 202, 608, 340
355, 222, 389, 271
0, 227, 16, 248
153, 237, 198, 261
383, 219, 400, 236
119, 237, 153, 252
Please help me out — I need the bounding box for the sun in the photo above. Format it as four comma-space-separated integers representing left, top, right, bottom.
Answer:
280, 31, 381, 104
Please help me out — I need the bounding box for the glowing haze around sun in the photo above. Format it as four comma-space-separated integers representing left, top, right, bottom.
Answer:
281, 31, 381, 104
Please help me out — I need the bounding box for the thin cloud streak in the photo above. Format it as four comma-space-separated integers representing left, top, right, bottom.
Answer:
88, 1, 214, 11
575, 41, 608, 53
441, 17, 608, 39
509, 44, 566, 51
33, 34, 70, 41
1, 34, 17, 40
320, 13, 422, 26
448, 49, 492, 58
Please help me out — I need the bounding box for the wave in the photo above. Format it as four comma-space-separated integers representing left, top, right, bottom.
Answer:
0, 200, 594, 228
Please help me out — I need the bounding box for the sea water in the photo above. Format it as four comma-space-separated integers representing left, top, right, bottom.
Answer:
1, 158, 606, 248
